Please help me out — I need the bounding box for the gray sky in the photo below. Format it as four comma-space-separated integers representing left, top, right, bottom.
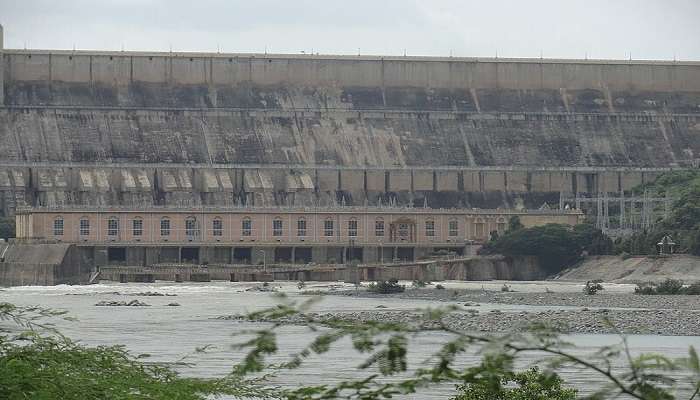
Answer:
1, 0, 699, 60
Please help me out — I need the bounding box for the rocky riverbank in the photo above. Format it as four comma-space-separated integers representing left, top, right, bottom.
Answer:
220, 307, 700, 336
335, 288, 700, 311
216, 286, 700, 336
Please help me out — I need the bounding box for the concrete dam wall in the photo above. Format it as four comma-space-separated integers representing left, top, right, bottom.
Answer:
1, 40, 699, 215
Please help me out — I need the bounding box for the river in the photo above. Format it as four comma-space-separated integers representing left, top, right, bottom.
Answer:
1, 281, 699, 398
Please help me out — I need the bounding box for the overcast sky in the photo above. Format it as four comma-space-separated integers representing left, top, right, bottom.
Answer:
1, 0, 699, 60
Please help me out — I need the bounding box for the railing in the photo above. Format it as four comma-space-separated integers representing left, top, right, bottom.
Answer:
18, 204, 584, 215
0, 159, 680, 172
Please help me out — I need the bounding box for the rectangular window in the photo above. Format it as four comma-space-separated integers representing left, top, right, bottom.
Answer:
79, 219, 90, 236
160, 219, 170, 236
53, 219, 64, 236
375, 220, 384, 237
212, 219, 223, 237
449, 220, 458, 237
132, 219, 143, 236
324, 220, 334, 237
273, 219, 283, 236
297, 219, 307, 237
242, 219, 252, 236
425, 220, 435, 237
348, 220, 357, 237
107, 219, 119, 236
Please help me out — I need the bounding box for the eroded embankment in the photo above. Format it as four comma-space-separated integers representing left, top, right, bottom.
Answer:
557, 255, 700, 283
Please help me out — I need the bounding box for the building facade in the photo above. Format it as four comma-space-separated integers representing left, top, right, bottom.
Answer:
15, 206, 582, 265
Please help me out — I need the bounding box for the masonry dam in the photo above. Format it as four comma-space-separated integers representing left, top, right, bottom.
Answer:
0, 24, 699, 284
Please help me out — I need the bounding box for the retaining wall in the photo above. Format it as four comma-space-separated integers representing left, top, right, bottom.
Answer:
0, 242, 91, 286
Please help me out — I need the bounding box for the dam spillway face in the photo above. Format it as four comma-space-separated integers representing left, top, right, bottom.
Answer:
1, 45, 699, 215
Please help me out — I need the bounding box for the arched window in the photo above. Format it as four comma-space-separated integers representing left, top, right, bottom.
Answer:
297, 218, 307, 237
397, 223, 409, 239
107, 217, 119, 236
448, 219, 458, 237
132, 217, 143, 236
79, 217, 90, 237
212, 217, 223, 237
348, 218, 358, 237
324, 219, 334, 237
474, 218, 485, 238
496, 217, 507, 234
272, 217, 283, 237
425, 219, 435, 237
160, 217, 171, 236
241, 217, 252, 236
53, 217, 64, 236
185, 216, 198, 238
375, 218, 384, 237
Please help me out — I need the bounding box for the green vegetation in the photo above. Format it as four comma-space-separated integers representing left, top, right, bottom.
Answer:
453, 366, 576, 400
0, 303, 269, 400
480, 223, 612, 273
635, 279, 700, 295
583, 281, 604, 295
0, 217, 14, 240
482, 171, 700, 266
411, 279, 431, 288
508, 216, 524, 232
367, 278, 406, 294
615, 171, 700, 256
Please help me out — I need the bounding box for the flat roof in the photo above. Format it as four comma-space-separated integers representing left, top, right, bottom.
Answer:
5, 49, 699, 66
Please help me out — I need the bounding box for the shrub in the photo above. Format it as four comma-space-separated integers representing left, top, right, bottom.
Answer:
453, 366, 576, 400
634, 279, 700, 295
480, 223, 613, 274
411, 280, 430, 288
685, 282, 700, 295
366, 279, 405, 294
634, 283, 656, 295
583, 281, 604, 295
508, 216, 524, 232
655, 278, 684, 294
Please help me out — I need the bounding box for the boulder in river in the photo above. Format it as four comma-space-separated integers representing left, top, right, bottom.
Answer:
95, 300, 151, 307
